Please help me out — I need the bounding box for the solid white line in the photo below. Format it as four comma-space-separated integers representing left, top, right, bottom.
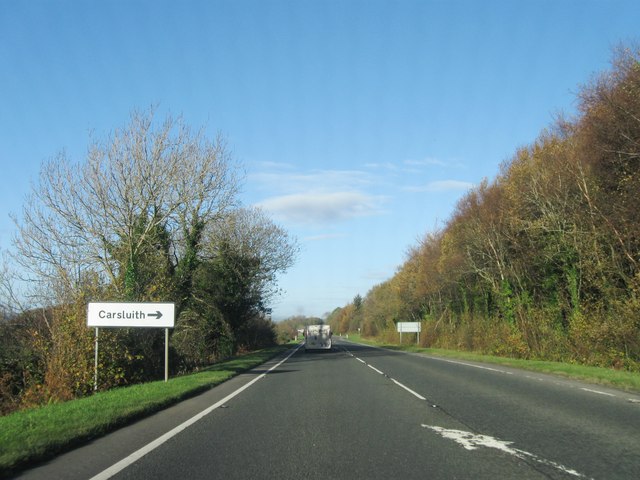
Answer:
430, 356, 513, 374
367, 364, 384, 375
391, 378, 426, 400
90, 345, 302, 480
581, 388, 616, 397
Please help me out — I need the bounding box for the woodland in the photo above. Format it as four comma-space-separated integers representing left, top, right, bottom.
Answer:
328, 46, 640, 372
2, 46, 640, 417
0, 110, 298, 415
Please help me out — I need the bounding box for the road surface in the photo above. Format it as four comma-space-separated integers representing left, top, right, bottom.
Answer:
16, 339, 640, 479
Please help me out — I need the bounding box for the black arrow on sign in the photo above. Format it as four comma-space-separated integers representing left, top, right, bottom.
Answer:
147, 311, 163, 319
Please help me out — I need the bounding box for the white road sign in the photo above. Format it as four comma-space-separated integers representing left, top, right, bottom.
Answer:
396, 322, 421, 333
87, 302, 175, 328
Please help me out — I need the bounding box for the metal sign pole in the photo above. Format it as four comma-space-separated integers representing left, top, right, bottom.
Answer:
94, 327, 99, 391
164, 327, 169, 382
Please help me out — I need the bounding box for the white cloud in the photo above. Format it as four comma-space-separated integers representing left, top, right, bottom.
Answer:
257, 191, 386, 225
404, 158, 449, 167
404, 180, 474, 193
249, 168, 373, 194
364, 162, 400, 171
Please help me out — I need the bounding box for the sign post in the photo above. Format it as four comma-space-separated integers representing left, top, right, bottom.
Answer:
94, 327, 99, 391
396, 322, 421, 345
88, 302, 175, 390
165, 327, 169, 382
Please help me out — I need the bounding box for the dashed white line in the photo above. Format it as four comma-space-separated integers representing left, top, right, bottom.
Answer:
344, 347, 427, 402
391, 378, 426, 400
367, 364, 384, 375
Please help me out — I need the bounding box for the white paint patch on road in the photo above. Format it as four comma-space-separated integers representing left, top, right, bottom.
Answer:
422, 425, 591, 479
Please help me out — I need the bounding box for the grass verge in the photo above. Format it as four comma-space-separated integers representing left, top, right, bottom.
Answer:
0, 345, 290, 477
344, 334, 640, 393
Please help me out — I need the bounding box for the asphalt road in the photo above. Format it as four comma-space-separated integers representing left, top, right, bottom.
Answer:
16, 339, 640, 479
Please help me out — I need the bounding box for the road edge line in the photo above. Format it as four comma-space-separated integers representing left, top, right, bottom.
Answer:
90, 345, 302, 480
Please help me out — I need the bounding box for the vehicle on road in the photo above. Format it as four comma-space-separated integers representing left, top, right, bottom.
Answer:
304, 324, 332, 351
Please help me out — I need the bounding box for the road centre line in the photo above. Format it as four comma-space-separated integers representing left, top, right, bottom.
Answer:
391, 378, 427, 401
90, 345, 302, 480
342, 346, 427, 402
344, 345, 591, 478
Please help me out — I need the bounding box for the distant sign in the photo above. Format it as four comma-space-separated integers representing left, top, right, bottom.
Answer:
396, 322, 421, 333
87, 302, 175, 328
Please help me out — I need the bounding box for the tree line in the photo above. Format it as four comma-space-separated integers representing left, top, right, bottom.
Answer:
275, 315, 326, 343
328, 45, 640, 371
0, 109, 298, 415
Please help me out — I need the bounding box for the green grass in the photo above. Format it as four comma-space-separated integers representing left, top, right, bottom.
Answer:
5, 339, 639, 475
0, 345, 289, 476
345, 334, 640, 393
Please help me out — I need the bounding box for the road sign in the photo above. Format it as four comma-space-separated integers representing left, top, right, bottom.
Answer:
396, 322, 421, 333
397, 321, 421, 346
87, 302, 175, 328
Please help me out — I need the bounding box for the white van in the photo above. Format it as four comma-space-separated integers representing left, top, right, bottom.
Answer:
304, 324, 332, 351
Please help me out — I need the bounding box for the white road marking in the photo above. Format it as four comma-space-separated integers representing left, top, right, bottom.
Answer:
342, 341, 634, 407
391, 378, 426, 400
90, 345, 302, 480
428, 356, 513, 374
367, 364, 384, 375
347, 348, 427, 401
580, 388, 616, 397
423, 425, 591, 479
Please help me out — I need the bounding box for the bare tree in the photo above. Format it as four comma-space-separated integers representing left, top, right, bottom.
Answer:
206, 206, 299, 304
11, 108, 240, 304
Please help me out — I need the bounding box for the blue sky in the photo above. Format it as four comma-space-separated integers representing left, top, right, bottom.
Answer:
1, 0, 639, 319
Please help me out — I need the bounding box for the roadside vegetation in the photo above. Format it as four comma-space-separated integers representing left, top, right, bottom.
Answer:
0, 109, 299, 416
327, 45, 640, 372
3, 41, 640, 470
0, 346, 288, 476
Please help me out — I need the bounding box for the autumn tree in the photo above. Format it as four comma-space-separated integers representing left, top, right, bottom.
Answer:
343, 45, 640, 369
171, 206, 298, 364
9, 108, 243, 396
